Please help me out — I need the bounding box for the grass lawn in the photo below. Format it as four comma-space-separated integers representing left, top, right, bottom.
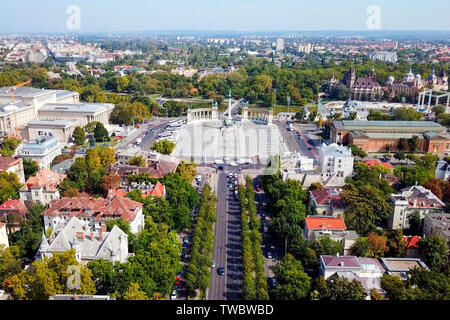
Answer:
81, 139, 119, 148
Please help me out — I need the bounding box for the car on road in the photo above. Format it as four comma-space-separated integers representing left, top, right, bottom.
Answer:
308, 147, 312, 150
261, 214, 266, 220
211, 260, 216, 268
257, 187, 261, 192
263, 224, 268, 233
196, 175, 202, 182
234, 173, 238, 178
218, 166, 224, 170
183, 236, 189, 244
217, 267, 225, 275
170, 289, 178, 300
268, 278, 278, 289
228, 173, 233, 177
230, 162, 238, 167
267, 251, 273, 259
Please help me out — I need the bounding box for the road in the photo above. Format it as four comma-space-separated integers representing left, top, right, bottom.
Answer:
274, 120, 320, 165
208, 167, 243, 300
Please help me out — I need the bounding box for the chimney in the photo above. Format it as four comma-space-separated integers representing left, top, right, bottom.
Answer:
98, 232, 103, 240
339, 262, 344, 267
101, 224, 107, 232
90, 232, 94, 240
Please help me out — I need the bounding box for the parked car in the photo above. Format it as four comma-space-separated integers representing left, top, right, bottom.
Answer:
211, 260, 216, 268
183, 236, 189, 244
268, 278, 278, 288
267, 251, 273, 259
217, 267, 225, 275
170, 289, 177, 300
263, 225, 269, 233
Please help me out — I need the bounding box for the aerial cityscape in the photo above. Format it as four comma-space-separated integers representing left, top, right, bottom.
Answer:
0, 0, 449, 313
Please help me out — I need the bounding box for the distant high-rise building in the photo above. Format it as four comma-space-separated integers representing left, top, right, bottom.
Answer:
276, 38, 284, 51
298, 43, 313, 54
369, 51, 398, 63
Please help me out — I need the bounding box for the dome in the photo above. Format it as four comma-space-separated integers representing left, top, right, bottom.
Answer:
415, 74, 421, 80
402, 69, 415, 82
386, 76, 395, 84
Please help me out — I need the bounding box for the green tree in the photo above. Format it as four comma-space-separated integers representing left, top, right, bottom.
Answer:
343, 184, 393, 235
94, 122, 109, 142
272, 254, 311, 300
350, 237, 369, 257
72, 126, 86, 146
123, 282, 149, 300
176, 161, 198, 183
22, 159, 39, 180
0, 137, 21, 157
151, 139, 176, 155
349, 144, 368, 158
0, 171, 22, 205
129, 155, 146, 167
418, 236, 448, 272
408, 135, 420, 153
386, 229, 407, 257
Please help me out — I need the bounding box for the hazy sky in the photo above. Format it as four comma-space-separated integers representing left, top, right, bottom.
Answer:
0, 0, 449, 33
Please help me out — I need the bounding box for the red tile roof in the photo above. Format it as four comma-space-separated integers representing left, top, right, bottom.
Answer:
0, 156, 21, 171
21, 169, 66, 191
150, 181, 165, 197
310, 188, 344, 209
364, 160, 393, 169
403, 236, 421, 249
304, 216, 346, 230
43, 195, 143, 223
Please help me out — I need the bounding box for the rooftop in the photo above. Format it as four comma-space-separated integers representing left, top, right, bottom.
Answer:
27, 119, 83, 127
21, 169, 66, 191
334, 120, 445, 132
321, 255, 360, 268
39, 102, 114, 114
381, 257, 428, 272
304, 216, 346, 230
0, 156, 21, 171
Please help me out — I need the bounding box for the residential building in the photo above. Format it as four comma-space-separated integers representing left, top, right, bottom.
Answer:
331, 120, 450, 153
116, 147, 148, 166
0, 200, 28, 231
0, 156, 25, 183
37, 217, 129, 263
0, 222, 8, 248
435, 160, 450, 181
380, 257, 428, 281
112, 181, 166, 198
389, 185, 446, 229
308, 188, 345, 218
276, 38, 284, 51
51, 159, 75, 175
369, 51, 398, 63
281, 152, 314, 171
403, 236, 421, 258
303, 216, 347, 240
26, 119, 83, 145
312, 230, 359, 255
319, 255, 386, 298
319, 143, 354, 187
42, 195, 144, 234
423, 213, 450, 241
110, 160, 178, 184
19, 169, 66, 204
17, 136, 62, 169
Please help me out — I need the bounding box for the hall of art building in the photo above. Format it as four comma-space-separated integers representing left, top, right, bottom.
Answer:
331, 120, 450, 153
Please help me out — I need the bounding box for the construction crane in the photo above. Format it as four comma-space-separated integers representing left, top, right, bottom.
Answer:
10, 79, 32, 136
